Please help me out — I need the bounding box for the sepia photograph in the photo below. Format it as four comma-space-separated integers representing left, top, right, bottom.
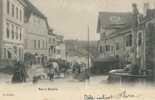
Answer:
0, 0, 155, 100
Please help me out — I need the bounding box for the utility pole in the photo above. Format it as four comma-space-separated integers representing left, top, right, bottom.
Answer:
87, 25, 90, 72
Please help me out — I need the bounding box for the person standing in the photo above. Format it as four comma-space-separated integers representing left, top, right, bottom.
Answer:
11, 61, 27, 83
48, 63, 55, 81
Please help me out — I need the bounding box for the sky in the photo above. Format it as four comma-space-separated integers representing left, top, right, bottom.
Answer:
29, 0, 155, 40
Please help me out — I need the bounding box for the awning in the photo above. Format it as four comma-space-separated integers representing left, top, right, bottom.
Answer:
94, 56, 119, 63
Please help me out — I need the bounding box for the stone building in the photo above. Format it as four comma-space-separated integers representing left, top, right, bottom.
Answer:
97, 3, 155, 80
0, 0, 26, 64
97, 12, 134, 65
143, 8, 155, 80
24, 0, 49, 64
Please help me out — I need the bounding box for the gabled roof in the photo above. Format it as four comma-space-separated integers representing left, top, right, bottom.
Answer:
24, 0, 49, 30
24, 0, 46, 19
97, 12, 134, 33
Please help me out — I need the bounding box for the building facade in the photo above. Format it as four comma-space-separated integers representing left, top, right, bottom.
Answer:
24, 0, 49, 64
97, 12, 135, 65
0, 0, 25, 64
48, 29, 57, 59
97, 3, 155, 80
48, 30, 66, 60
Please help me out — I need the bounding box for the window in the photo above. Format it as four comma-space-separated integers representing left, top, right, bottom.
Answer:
126, 34, 132, 47
4, 48, 7, 59
34, 40, 36, 49
100, 46, 103, 53
53, 48, 56, 53
19, 48, 21, 59
21, 48, 23, 59
105, 45, 110, 52
11, 4, 15, 17
11, 24, 14, 39
16, 26, 18, 39
20, 9, 22, 21
6, 23, 10, 38
46, 41, 48, 48
16, 7, 18, 19
7, 0, 10, 15
138, 32, 142, 46
49, 48, 51, 54
19, 28, 22, 40
43, 40, 44, 48
38, 40, 40, 48
116, 43, 120, 50
8, 51, 12, 59
14, 46, 17, 54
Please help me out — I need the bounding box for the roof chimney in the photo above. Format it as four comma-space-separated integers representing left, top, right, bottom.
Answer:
132, 3, 139, 15
132, 3, 139, 27
143, 3, 150, 17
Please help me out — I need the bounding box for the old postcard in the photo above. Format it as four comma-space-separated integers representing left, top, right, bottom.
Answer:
0, 0, 155, 100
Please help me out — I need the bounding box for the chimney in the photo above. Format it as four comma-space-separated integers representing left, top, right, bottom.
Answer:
132, 3, 139, 15
132, 3, 139, 27
143, 3, 150, 17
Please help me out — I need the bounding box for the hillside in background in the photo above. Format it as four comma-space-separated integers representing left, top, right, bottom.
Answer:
65, 40, 99, 58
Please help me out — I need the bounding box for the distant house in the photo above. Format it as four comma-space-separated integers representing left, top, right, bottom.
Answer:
65, 40, 99, 58
48, 29, 66, 60
54, 34, 66, 59
48, 29, 57, 59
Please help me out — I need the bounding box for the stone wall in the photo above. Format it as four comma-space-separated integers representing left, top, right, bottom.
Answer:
145, 20, 155, 81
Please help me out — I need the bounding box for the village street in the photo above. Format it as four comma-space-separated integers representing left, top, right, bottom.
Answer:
0, 61, 106, 84
0, 72, 155, 100
0, 67, 108, 85
0, 64, 155, 100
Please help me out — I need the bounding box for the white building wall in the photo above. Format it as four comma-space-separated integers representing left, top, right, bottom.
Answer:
1, 0, 25, 61
56, 43, 66, 59
24, 13, 49, 62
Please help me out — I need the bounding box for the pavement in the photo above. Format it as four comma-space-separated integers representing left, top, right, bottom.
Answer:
0, 69, 155, 100
0, 73, 12, 84
0, 64, 155, 100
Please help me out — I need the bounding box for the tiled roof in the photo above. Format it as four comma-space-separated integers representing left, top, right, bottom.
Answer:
97, 12, 134, 33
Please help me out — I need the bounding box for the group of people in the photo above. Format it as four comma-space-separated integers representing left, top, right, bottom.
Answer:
11, 58, 90, 83
72, 62, 90, 81
46, 61, 59, 81
11, 61, 28, 83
